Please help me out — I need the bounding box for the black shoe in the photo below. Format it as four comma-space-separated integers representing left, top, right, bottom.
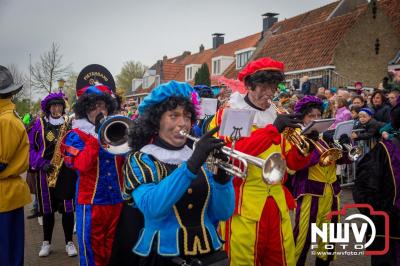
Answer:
27, 212, 40, 219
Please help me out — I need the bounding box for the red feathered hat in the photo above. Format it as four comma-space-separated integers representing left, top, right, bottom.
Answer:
238, 57, 284, 82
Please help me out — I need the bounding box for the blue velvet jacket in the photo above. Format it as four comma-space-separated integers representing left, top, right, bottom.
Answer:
124, 147, 234, 257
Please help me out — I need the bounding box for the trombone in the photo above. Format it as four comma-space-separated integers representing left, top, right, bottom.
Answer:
269, 101, 342, 166
180, 130, 286, 185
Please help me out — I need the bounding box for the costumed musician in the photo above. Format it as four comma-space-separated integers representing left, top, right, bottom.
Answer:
62, 64, 124, 266
353, 95, 400, 266
290, 96, 352, 266
210, 57, 315, 266
28, 92, 78, 257
123, 80, 235, 265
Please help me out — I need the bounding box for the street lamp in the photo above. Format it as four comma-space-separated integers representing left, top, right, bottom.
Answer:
57, 78, 66, 93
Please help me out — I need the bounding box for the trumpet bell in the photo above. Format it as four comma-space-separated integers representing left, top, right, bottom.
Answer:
347, 146, 363, 161
98, 115, 133, 155
319, 148, 342, 166
263, 153, 286, 185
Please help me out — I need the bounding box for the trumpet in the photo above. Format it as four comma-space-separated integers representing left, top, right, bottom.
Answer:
333, 140, 363, 161
98, 115, 133, 155
269, 101, 311, 156
180, 130, 286, 185
309, 139, 342, 166
269, 101, 342, 166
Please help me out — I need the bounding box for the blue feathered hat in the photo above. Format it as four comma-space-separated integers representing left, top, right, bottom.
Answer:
138, 80, 199, 115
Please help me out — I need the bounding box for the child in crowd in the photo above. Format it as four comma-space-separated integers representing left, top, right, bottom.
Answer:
351, 108, 385, 148
331, 97, 352, 129
350, 105, 361, 127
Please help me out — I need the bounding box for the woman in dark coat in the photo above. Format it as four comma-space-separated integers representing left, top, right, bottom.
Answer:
370, 91, 391, 123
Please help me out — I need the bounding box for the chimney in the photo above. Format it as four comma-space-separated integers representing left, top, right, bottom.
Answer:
163, 55, 168, 61
262, 13, 278, 32
212, 33, 225, 49
199, 44, 205, 53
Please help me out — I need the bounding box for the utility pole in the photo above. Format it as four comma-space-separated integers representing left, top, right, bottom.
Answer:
29, 53, 32, 111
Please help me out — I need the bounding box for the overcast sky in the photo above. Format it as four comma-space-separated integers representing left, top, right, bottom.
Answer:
1, 0, 335, 78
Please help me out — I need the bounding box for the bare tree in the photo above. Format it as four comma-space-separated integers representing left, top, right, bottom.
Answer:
31, 42, 70, 94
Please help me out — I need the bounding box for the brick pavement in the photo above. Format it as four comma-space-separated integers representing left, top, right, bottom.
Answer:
24, 198, 79, 266
24, 188, 371, 266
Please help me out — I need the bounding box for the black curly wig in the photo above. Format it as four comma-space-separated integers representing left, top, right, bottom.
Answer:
244, 70, 285, 90
45, 98, 66, 116
299, 102, 323, 120
128, 96, 197, 151
73, 93, 118, 119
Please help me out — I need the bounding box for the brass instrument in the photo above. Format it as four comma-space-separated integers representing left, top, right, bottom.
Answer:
180, 130, 287, 185
269, 101, 342, 166
333, 140, 363, 161
47, 114, 74, 187
98, 115, 133, 155
309, 139, 342, 166
269, 101, 311, 156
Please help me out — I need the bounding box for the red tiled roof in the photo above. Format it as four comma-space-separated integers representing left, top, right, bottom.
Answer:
224, 3, 368, 78
379, 0, 400, 36
170, 33, 260, 82
212, 33, 260, 57
258, 9, 364, 72
224, 0, 400, 78
268, 1, 340, 35
172, 49, 215, 82
162, 62, 184, 81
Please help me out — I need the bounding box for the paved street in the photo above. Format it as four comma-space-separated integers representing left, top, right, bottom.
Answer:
24, 188, 370, 266
24, 203, 79, 266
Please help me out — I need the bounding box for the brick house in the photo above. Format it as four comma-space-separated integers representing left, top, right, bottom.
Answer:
225, 0, 400, 89
127, 0, 400, 103
126, 32, 261, 103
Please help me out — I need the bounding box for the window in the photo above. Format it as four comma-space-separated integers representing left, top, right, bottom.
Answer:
185, 65, 201, 81
132, 79, 143, 92
213, 60, 221, 75
143, 76, 150, 88
186, 67, 192, 80
235, 48, 256, 69
155, 75, 160, 87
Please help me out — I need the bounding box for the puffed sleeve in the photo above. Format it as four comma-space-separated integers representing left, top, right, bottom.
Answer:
126, 152, 197, 219
62, 131, 99, 173
28, 118, 48, 170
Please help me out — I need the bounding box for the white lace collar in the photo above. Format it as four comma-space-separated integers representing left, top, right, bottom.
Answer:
140, 144, 193, 165
229, 92, 277, 128
72, 118, 97, 138
45, 116, 65, 126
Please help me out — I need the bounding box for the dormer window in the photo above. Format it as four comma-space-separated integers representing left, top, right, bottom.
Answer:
185, 64, 201, 81
142, 70, 156, 89
143, 76, 151, 88
212, 56, 234, 76
132, 79, 143, 92
235, 47, 256, 69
